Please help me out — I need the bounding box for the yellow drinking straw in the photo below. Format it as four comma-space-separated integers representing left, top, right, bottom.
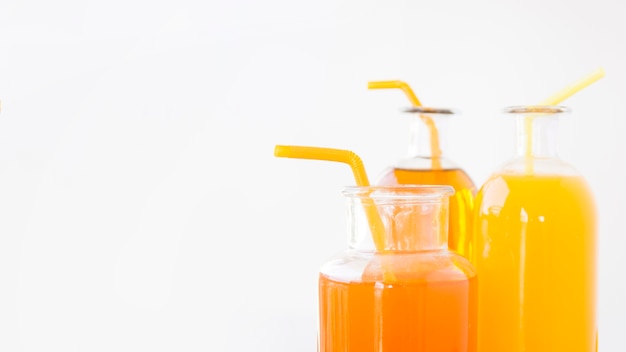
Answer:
274, 145, 396, 281
368, 80, 443, 169
524, 68, 605, 174
538, 68, 605, 106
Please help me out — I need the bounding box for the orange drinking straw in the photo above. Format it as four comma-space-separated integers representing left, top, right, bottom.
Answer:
368, 80, 442, 169
524, 68, 605, 174
274, 145, 395, 281
368, 80, 424, 106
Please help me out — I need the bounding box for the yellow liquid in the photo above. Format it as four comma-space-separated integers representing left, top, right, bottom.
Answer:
474, 173, 597, 351
378, 168, 476, 261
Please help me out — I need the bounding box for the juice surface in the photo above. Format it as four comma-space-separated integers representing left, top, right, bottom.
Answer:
378, 168, 476, 261
319, 273, 477, 352
474, 173, 597, 352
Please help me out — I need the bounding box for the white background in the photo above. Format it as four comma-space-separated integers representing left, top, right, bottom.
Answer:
0, 0, 624, 350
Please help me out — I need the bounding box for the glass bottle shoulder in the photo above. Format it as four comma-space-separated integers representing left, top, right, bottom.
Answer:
496, 156, 581, 176
475, 157, 596, 220
320, 250, 476, 284
392, 156, 459, 171
376, 156, 476, 192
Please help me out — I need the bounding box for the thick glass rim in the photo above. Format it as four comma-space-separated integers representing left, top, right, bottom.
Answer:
503, 105, 571, 115
402, 107, 458, 115
341, 185, 455, 200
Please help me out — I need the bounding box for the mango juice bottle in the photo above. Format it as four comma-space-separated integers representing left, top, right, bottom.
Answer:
474, 106, 597, 351
376, 107, 476, 261
318, 186, 477, 352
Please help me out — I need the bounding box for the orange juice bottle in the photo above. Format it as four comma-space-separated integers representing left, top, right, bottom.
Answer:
319, 186, 477, 352
474, 106, 597, 351
377, 107, 476, 262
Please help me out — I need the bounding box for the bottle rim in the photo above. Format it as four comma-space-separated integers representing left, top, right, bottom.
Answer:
402, 107, 458, 115
341, 185, 455, 201
503, 105, 571, 115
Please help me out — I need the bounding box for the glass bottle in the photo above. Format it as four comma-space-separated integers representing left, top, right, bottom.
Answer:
376, 107, 477, 262
474, 106, 597, 351
318, 185, 477, 352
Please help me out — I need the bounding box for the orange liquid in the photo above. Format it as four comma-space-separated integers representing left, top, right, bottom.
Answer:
474, 174, 597, 351
378, 168, 477, 261
319, 265, 477, 352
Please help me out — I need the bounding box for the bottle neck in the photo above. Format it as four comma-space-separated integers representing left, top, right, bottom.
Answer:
345, 187, 451, 252
407, 114, 448, 158
516, 115, 559, 158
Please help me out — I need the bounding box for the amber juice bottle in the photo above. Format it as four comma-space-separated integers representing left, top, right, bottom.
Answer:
377, 107, 476, 261
318, 186, 477, 352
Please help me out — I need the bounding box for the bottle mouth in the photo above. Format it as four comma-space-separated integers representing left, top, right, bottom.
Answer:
402, 107, 458, 115
342, 185, 455, 203
504, 105, 571, 115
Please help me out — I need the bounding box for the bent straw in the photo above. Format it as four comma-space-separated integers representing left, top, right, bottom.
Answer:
274, 145, 395, 281
274, 145, 371, 188
523, 68, 605, 174
368, 80, 423, 106
368, 80, 442, 169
